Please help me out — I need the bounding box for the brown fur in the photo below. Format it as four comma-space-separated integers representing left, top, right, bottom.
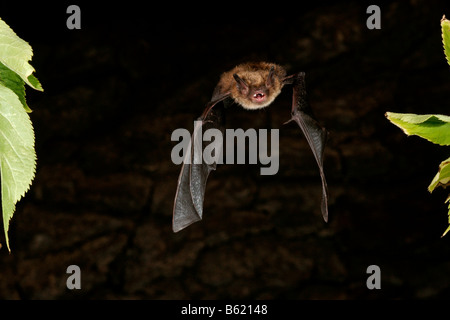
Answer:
214, 62, 287, 109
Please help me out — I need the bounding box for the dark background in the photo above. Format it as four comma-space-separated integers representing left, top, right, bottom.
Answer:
0, 0, 450, 299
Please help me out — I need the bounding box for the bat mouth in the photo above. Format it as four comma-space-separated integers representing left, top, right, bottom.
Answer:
252, 91, 266, 103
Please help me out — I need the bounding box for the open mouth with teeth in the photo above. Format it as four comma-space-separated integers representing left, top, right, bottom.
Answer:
252, 91, 267, 103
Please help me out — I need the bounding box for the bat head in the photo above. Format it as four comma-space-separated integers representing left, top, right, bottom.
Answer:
231, 65, 284, 110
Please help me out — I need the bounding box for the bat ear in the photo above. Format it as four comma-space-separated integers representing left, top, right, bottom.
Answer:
233, 73, 249, 95
266, 66, 275, 88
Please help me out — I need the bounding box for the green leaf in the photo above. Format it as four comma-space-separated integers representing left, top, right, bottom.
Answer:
429, 157, 450, 192
0, 61, 32, 112
385, 112, 450, 146
442, 16, 450, 66
0, 18, 42, 91
0, 84, 36, 251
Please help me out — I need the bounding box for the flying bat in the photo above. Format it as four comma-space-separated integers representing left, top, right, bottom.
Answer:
172, 62, 329, 232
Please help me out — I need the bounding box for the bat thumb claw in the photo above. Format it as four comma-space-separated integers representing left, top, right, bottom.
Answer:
283, 118, 294, 125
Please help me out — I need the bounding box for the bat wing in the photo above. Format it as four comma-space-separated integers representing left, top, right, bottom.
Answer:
285, 72, 329, 222
172, 93, 228, 232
